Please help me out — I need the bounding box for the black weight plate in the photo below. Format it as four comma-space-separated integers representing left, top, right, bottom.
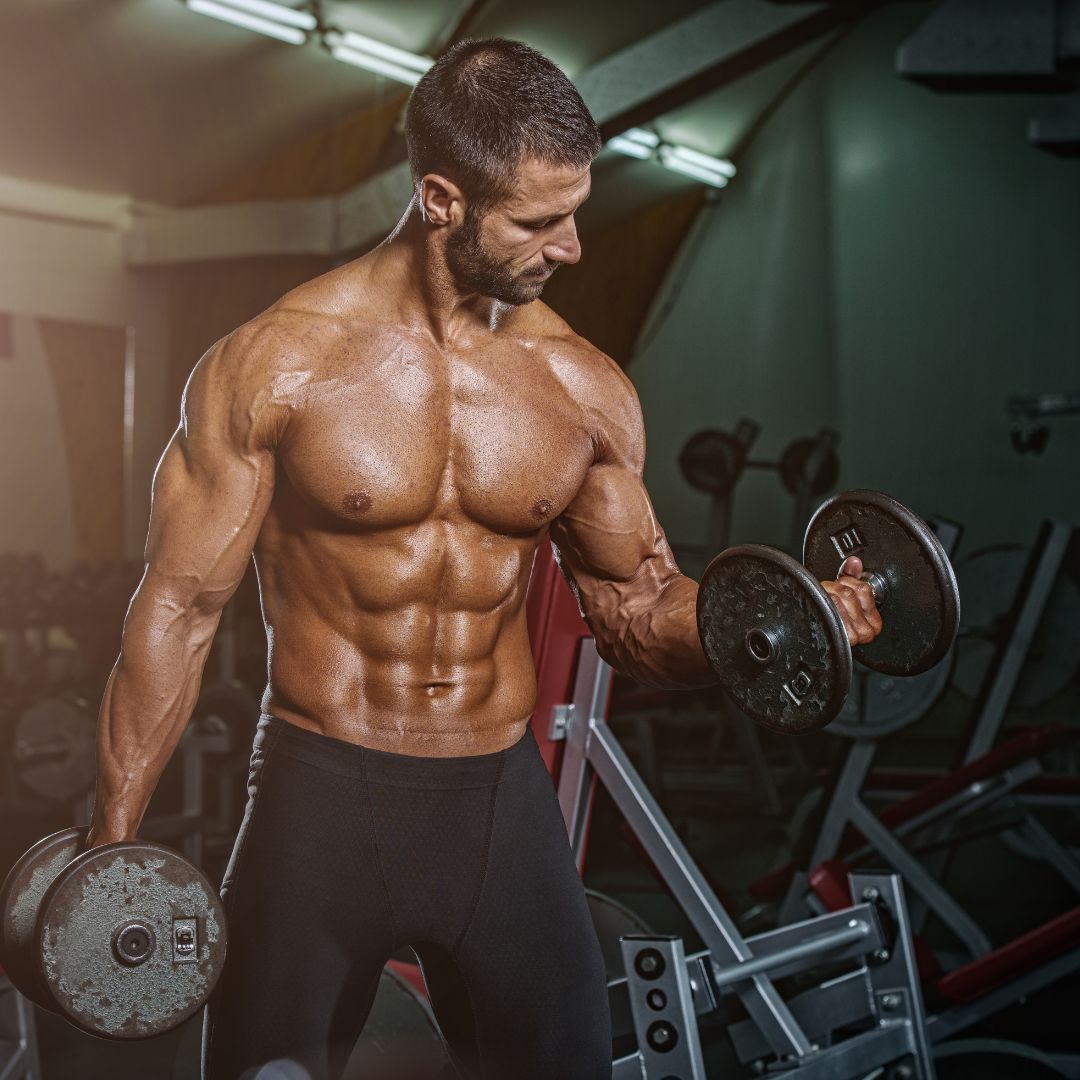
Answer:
343, 966, 451, 1079
586, 888, 655, 982
14, 695, 96, 802
804, 490, 960, 677
37, 841, 227, 1039
829, 648, 956, 739
697, 545, 851, 734
0, 826, 87, 1011
678, 429, 744, 496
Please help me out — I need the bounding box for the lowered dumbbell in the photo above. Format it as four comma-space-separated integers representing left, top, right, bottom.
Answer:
0, 827, 227, 1039
697, 490, 960, 734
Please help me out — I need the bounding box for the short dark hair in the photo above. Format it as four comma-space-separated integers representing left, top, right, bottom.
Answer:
405, 38, 601, 211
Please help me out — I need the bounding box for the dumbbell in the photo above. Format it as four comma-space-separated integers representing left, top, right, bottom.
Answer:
0, 827, 227, 1039
697, 489, 960, 734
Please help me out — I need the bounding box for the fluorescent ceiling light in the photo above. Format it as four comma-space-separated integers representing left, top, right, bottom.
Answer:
211, 0, 316, 30
187, 0, 309, 43
327, 30, 433, 76
665, 144, 736, 179
329, 44, 428, 85
607, 127, 660, 160
658, 145, 729, 188
607, 135, 653, 160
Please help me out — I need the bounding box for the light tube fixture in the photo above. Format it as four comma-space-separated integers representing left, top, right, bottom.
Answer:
187, 0, 310, 44
607, 127, 660, 160
658, 145, 729, 188
327, 30, 433, 76
664, 144, 736, 179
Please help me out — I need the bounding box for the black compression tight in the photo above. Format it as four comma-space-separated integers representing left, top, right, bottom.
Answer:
201, 716, 612, 1080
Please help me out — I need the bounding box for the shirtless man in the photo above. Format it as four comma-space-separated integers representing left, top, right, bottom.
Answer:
86, 37, 882, 1080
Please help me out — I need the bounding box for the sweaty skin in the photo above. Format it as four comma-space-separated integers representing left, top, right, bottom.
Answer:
88, 159, 880, 846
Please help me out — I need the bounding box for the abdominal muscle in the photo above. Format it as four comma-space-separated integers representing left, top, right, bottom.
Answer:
252, 530, 542, 758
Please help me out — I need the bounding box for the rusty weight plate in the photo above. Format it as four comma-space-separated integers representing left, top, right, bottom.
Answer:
37, 840, 227, 1039
697, 545, 852, 734
0, 826, 87, 1010
804, 490, 960, 677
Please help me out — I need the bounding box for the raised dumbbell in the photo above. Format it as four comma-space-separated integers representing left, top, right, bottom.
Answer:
696, 489, 960, 734
0, 827, 227, 1039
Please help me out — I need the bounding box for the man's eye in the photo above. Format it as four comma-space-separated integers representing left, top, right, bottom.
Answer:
527, 221, 550, 231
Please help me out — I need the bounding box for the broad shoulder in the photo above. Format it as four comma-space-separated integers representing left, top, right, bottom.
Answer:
183, 305, 341, 450
524, 303, 644, 471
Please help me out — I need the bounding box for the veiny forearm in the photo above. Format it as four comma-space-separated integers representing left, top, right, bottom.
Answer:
593, 572, 717, 690
91, 586, 221, 843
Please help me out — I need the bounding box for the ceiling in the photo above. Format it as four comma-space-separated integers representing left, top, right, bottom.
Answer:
0, 0, 835, 216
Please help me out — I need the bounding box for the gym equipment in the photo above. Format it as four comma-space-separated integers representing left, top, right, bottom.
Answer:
954, 545, 1080, 710
341, 967, 451, 1080
8, 693, 96, 804
803, 490, 960, 677
0, 972, 40, 1080
0, 827, 227, 1040
526, 541, 938, 1078
679, 419, 761, 553
698, 545, 851, 734
697, 490, 960, 733
678, 422, 841, 557
1008, 390, 1080, 455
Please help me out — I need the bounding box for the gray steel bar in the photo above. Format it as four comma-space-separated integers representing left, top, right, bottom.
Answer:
853, 871, 936, 1079
555, 642, 613, 873
965, 521, 1072, 763
621, 936, 706, 1079
710, 920, 872, 989
927, 946, 1080, 1042
1005, 811, 1080, 893
779, 737, 877, 924
583, 702, 813, 1057
850, 799, 992, 958
727, 968, 873, 1064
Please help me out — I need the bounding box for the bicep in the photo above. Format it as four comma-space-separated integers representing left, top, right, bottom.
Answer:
549, 461, 679, 629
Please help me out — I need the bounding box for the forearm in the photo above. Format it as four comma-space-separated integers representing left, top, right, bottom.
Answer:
596, 573, 717, 690
91, 588, 221, 843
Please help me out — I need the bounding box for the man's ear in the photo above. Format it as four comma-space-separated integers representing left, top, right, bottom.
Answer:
420, 173, 465, 226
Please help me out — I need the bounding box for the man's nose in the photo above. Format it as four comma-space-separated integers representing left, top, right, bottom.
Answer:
544, 219, 581, 266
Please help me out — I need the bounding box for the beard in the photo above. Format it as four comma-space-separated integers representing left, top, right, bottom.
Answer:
445, 208, 556, 306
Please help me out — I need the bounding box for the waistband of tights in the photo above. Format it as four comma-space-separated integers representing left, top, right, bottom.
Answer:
254, 713, 537, 788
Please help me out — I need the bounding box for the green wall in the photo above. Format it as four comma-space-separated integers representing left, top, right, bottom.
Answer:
631, 5, 1080, 565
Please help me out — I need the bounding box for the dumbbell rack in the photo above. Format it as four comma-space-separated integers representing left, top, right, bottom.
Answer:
551, 639, 935, 1078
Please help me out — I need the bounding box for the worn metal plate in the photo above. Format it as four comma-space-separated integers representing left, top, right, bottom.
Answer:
586, 888, 655, 982
37, 841, 227, 1039
830, 649, 956, 739
804, 490, 960, 677
343, 967, 450, 1080
0, 826, 86, 1010
13, 695, 96, 802
697, 545, 851, 734
954, 545, 1080, 708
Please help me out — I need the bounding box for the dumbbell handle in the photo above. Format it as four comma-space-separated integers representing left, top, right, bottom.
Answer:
859, 570, 888, 606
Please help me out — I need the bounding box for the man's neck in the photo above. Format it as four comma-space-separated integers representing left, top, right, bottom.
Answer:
368, 203, 507, 347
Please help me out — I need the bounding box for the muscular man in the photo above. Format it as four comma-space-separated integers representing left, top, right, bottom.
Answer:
87, 38, 882, 1080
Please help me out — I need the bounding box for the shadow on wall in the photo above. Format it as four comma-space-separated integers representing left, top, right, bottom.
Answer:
629, 4, 1080, 559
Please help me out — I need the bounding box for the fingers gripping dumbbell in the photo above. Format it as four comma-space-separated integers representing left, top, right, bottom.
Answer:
0, 828, 227, 1039
696, 490, 960, 734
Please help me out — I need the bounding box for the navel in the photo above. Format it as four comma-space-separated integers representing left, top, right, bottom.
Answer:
342, 489, 373, 515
